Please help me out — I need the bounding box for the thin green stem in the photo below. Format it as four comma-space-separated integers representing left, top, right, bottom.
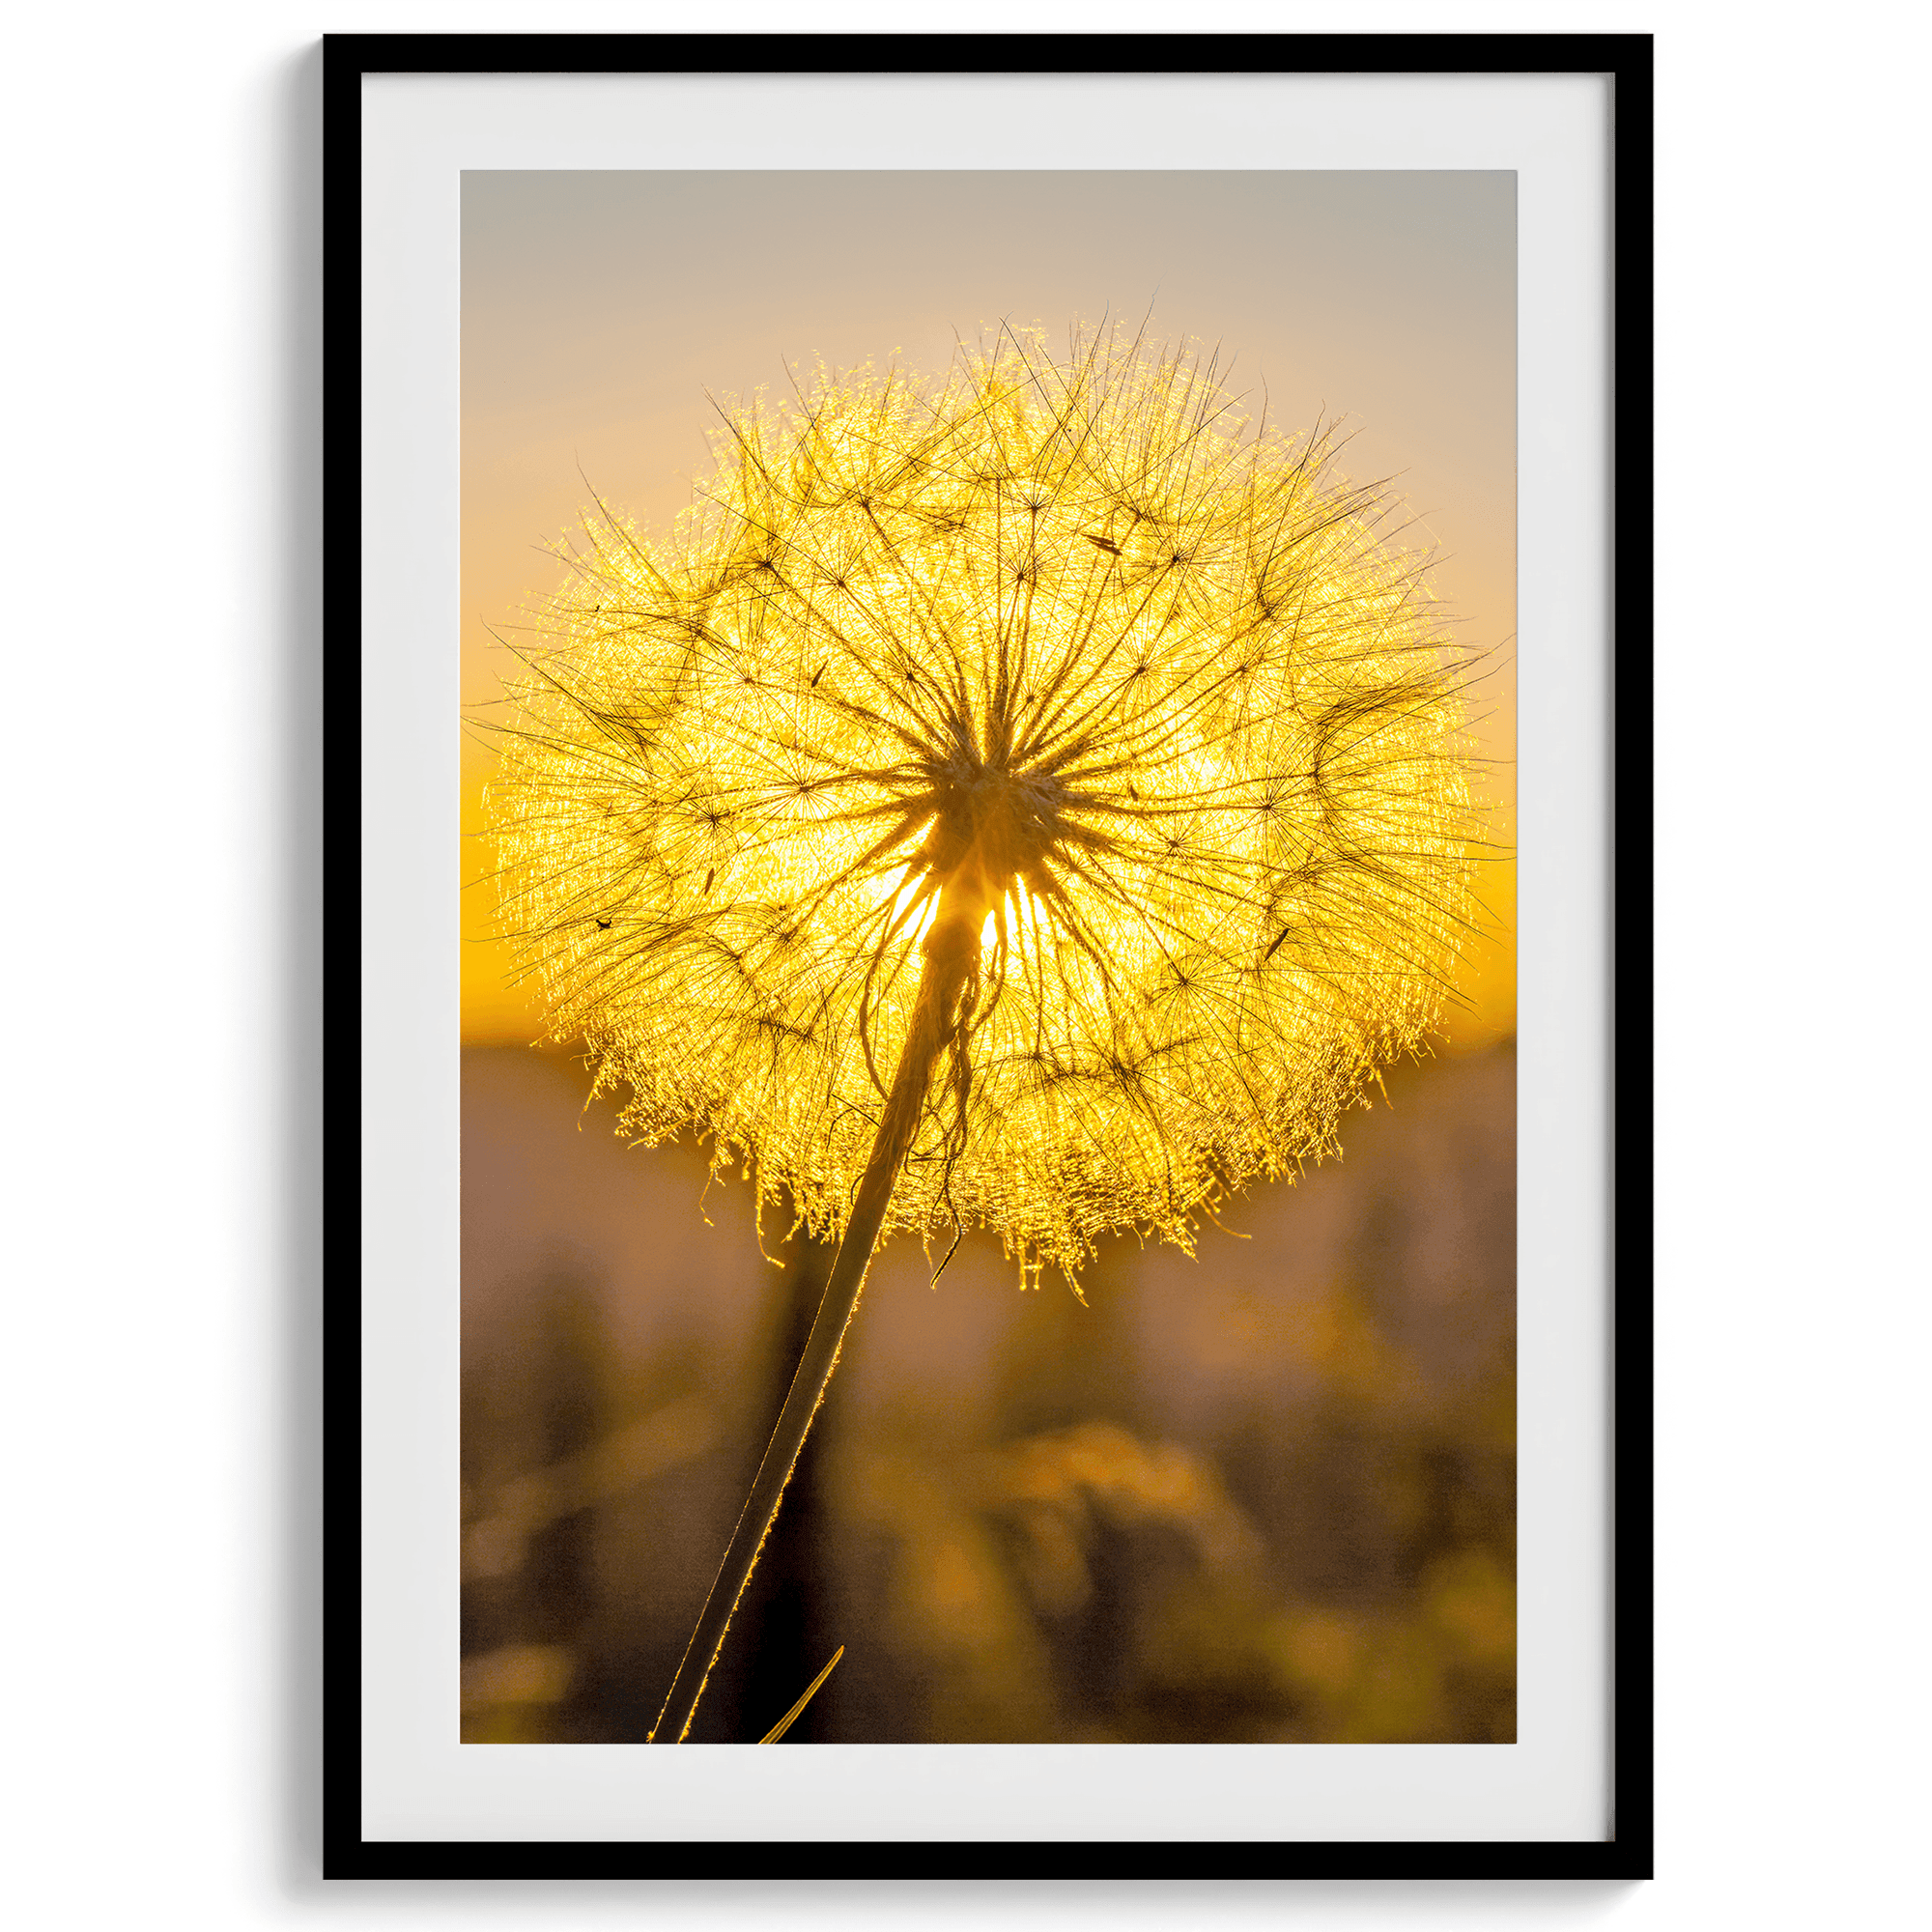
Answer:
649, 891, 981, 1743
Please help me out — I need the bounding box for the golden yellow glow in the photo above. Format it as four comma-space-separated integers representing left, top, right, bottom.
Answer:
490, 327, 1481, 1281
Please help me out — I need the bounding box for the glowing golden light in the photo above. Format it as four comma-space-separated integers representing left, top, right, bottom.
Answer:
490, 325, 1479, 1286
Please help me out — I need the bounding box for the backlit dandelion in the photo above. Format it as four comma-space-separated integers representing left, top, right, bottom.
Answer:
487, 324, 1481, 1739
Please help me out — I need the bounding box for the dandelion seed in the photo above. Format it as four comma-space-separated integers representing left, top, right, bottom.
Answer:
487, 322, 1482, 1739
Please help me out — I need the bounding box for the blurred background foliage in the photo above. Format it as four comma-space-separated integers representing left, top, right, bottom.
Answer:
461, 1037, 1514, 1746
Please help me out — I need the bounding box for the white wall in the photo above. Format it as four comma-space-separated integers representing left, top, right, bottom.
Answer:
4, 2, 1925, 1925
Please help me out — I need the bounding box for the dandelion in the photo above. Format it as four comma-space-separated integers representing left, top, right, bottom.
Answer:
487, 323, 1481, 1740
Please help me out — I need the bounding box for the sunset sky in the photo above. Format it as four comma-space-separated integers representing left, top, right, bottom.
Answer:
460, 170, 1516, 1044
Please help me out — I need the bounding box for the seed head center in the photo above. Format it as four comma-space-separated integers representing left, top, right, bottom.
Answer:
924, 754, 1066, 920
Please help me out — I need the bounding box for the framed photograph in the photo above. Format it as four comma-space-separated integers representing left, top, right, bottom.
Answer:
328, 32, 1651, 1877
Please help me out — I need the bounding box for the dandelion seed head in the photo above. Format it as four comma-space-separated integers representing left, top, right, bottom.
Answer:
490, 325, 1480, 1282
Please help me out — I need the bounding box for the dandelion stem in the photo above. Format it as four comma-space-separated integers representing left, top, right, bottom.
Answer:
649, 888, 982, 1743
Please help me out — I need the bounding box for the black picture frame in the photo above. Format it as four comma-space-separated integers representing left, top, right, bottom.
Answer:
325, 30, 1653, 1881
